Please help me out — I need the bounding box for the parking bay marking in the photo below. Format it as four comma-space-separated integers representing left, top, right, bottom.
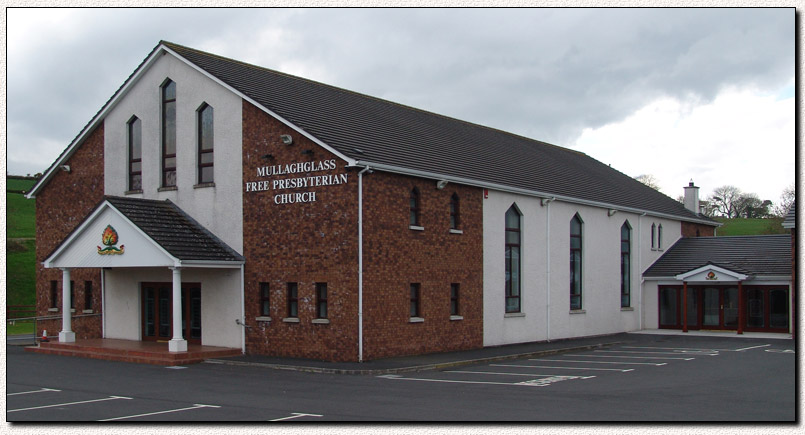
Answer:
621, 346, 722, 353
269, 412, 324, 421
571, 354, 694, 361
531, 358, 666, 366
491, 363, 633, 372
378, 374, 589, 387
445, 370, 596, 380
99, 403, 221, 421
595, 350, 717, 356
8, 396, 132, 413
7, 388, 61, 396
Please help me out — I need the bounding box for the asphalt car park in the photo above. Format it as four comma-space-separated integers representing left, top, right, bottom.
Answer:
5, 333, 795, 422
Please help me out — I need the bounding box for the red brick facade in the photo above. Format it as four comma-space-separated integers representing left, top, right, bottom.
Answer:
35, 124, 105, 339
681, 221, 715, 238
241, 101, 484, 361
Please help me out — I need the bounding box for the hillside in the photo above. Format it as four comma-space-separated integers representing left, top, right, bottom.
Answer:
6, 176, 37, 307
715, 217, 786, 236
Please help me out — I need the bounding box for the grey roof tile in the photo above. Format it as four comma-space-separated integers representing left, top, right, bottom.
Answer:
643, 235, 791, 278
163, 41, 712, 223
782, 201, 795, 228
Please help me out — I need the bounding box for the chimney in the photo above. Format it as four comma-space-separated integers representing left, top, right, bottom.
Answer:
683, 180, 700, 215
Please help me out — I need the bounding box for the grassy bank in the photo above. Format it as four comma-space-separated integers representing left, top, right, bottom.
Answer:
715, 217, 786, 236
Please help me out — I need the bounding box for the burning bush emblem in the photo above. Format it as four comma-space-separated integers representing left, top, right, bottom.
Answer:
97, 225, 125, 255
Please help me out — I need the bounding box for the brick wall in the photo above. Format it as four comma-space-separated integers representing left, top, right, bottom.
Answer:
35, 123, 105, 339
681, 221, 715, 238
241, 101, 359, 361
361, 172, 483, 360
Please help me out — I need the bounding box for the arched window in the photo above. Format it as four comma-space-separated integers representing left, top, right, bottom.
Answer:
197, 103, 214, 184
570, 214, 583, 310
161, 79, 177, 187
651, 223, 656, 249
409, 188, 421, 227
657, 224, 663, 250
127, 116, 142, 191
450, 193, 460, 230
505, 205, 521, 313
620, 221, 631, 308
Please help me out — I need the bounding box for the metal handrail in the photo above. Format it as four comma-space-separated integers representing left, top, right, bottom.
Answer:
6, 312, 103, 346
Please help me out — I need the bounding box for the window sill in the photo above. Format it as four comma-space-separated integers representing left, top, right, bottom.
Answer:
409, 225, 425, 231
409, 317, 424, 323
504, 312, 525, 318
282, 317, 300, 323
621, 307, 634, 311
570, 309, 586, 314
312, 318, 330, 324
194, 182, 215, 189
449, 315, 463, 321
255, 316, 272, 322
449, 229, 463, 235
158, 186, 178, 192
70, 308, 76, 313
82, 309, 94, 314
48, 308, 59, 313
124, 189, 143, 195
651, 248, 658, 252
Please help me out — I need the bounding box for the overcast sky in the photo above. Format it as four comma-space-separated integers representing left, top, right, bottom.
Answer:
6, 7, 796, 202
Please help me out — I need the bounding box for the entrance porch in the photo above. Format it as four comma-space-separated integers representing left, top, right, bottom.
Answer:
26, 338, 241, 366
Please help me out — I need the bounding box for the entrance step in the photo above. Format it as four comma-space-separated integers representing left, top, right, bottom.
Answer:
25, 339, 241, 366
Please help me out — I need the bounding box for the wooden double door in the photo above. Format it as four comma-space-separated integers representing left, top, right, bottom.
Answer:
141, 283, 201, 343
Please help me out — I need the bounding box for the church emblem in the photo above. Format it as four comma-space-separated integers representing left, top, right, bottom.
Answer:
97, 225, 125, 255
705, 271, 717, 280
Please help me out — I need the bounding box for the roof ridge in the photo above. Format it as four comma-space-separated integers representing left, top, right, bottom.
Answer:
160, 40, 585, 157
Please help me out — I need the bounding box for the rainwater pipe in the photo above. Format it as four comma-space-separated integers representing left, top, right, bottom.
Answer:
357, 166, 372, 362
541, 197, 555, 340
638, 212, 646, 330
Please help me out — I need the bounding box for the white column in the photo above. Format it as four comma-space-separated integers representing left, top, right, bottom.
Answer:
59, 268, 75, 342
168, 267, 187, 352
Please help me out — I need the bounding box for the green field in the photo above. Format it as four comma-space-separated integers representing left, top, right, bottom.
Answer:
6, 177, 37, 192
6, 176, 37, 327
715, 217, 786, 236
7, 192, 36, 238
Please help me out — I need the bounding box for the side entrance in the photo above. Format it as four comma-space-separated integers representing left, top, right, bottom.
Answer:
141, 282, 201, 343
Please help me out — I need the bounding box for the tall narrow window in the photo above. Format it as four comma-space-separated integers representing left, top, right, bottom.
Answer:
84, 281, 93, 311
70, 281, 75, 310
505, 205, 521, 313
287, 283, 298, 318
657, 224, 663, 250
197, 103, 214, 184
161, 79, 177, 187
651, 223, 656, 249
570, 214, 583, 310
128, 116, 142, 191
410, 283, 421, 318
50, 281, 58, 309
450, 193, 460, 230
410, 188, 421, 227
620, 222, 631, 308
316, 283, 328, 319
450, 283, 460, 316
259, 282, 270, 316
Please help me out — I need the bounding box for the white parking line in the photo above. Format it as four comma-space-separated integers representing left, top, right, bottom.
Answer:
269, 412, 324, 421
7, 388, 61, 396
572, 354, 694, 361
734, 344, 770, 352
8, 396, 132, 413
445, 370, 596, 379
378, 375, 525, 386
596, 350, 717, 356
99, 403, 221, 421
533, 358, 666, 366
621, 346, 720, 352
491, 363, 633, 372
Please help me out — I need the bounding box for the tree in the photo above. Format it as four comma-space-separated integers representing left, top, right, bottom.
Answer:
773, 183, 795, 217
736, 194, 772, 218
707, 185, 744, 218
634, 174, 661, 191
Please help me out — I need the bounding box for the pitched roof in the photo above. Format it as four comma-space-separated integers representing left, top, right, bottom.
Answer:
643, 235, 791, 278
105, 196, 244, 263
782, 202, 795, 229
30, 41, 716, 225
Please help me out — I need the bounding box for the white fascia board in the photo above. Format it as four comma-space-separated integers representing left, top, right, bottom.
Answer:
355, 160, 717, 226
27, 47, 168, 199
160, 45, 357, 167
675, 264, 749, 282
179, 260, 245, 268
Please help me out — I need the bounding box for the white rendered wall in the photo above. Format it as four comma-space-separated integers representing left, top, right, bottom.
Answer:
103, 267, 241, 348
104, 52, 243, 253
483, 188, 683, 346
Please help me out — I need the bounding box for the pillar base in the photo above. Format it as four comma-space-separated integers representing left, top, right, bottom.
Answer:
168, 338, 187, 353
58, 331, 76, 343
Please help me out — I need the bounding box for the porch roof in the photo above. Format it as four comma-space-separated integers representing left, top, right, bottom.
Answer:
44, 196, 244, 269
